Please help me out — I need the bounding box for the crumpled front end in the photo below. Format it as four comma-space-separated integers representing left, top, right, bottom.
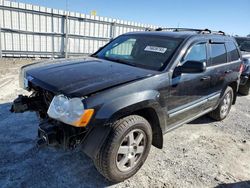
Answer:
10, 86, 90, 150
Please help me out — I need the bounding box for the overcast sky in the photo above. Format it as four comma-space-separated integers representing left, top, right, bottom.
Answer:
16, 0, 250, 36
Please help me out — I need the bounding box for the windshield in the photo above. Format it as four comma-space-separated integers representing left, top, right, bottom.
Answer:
94, 35, 183, 71
235, 37, 250, 52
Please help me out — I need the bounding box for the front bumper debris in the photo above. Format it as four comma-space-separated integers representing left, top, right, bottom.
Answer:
37, 121, 59, 147
10, 94, 44, 113
11, 94, 88, 150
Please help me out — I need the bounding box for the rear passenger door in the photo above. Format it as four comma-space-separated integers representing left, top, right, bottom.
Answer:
208, 42, 228, 92
205, 40, 241, 109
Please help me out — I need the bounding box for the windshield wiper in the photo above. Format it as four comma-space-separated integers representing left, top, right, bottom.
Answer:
102, 57, 137, 67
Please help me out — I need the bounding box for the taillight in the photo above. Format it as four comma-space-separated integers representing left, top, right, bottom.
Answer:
239, 64, 244, 74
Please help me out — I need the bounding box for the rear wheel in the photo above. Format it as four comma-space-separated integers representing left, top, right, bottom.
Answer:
238, 80, 250, 95
209, 87, 233, 121
94, 115, 152, 182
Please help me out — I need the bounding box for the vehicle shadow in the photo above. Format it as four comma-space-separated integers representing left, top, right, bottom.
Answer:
188, 114, 216, 125
215, 181, 250, 188
188, 93, 249, 125
0, 102, 115, 188
236, 93, 249, 98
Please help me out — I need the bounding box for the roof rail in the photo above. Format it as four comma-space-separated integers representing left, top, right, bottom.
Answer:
214, 30, 225, 35
149, 27, 225, 35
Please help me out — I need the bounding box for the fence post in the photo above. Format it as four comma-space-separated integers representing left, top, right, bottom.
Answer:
51, 11, 55, 59
0, 26, 2, 59
64, 13, 69, 58
109, 22, 116, 40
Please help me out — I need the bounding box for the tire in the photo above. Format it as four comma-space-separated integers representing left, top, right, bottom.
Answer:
94, 115, 152, 182
209, 87, 233, 121
238, 80, 250, 95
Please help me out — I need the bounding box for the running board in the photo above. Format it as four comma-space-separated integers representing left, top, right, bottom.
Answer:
165, 107, 213, 133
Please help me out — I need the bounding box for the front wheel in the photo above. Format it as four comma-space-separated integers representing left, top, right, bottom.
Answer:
209, 87, 233, 121
94, 115, 152, 182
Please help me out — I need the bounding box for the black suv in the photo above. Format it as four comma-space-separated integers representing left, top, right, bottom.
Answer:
11, 28, 242, 182
235, 37, 250, 95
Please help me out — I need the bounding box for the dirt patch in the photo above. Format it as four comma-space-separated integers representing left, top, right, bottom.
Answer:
0, 59, 249, 188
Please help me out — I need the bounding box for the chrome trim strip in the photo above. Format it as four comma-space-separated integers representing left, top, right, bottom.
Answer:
169, 92, 220, 118
166, 107, 213, 133
208, 93, 220, 100
207, 60, 241, 69
169, 99, 207, 118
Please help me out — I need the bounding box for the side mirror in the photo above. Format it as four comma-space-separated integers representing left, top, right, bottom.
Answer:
178, 61, 206, 74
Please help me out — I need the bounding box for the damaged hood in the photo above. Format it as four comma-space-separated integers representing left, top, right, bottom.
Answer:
24, 57, 157, 97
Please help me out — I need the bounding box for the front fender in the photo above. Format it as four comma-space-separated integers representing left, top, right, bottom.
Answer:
81, 90, 166, 159
94, 90, 166, 132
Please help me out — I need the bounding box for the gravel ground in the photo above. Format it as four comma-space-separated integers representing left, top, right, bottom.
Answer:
0, 59, 250, 188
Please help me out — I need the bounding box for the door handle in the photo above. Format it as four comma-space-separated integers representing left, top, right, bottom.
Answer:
225, 70, 233, 74
200, 76, 211, 81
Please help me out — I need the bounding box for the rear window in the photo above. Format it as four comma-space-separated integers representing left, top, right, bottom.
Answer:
210, 43, 227, 65
226, 42, 240, 61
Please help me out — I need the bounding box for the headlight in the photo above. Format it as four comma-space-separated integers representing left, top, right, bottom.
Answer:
47, 95, 94, 127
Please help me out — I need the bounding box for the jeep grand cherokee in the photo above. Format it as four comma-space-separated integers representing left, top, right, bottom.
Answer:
11, 28, 243, 182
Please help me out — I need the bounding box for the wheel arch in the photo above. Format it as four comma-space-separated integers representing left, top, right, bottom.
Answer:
219, 81, 238, 105
82, 93, 166, 160
133, 108, 163, 149
108, 106, 164, 149
228, 81, 238, 104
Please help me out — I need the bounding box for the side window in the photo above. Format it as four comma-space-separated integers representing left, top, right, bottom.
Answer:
210, 43, 227, 65
183, 43, 207, 63
226, 42, 240, 61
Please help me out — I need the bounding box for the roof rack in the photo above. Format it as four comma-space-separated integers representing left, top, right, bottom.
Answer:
147, 27, 226, 35
215, 30, 225, 35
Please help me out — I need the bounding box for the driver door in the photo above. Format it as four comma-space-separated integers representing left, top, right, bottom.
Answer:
167, 42, 211, 127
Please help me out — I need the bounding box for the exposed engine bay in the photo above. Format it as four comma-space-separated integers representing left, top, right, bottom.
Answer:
10, 87, 88, 150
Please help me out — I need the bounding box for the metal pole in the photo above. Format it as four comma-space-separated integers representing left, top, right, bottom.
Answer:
51, 11, 55, 59
64, 13, 69, 58
66, 0, 69, 12
64, 0, 69, 58
0, 26, 2, 59
110, 22, 116, 40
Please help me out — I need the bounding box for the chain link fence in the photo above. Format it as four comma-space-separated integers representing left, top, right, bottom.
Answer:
0, 0, 158, 58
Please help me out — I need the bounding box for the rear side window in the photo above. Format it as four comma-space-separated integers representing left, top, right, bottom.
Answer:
210, 43, 227, 65
226, 42, 240, 61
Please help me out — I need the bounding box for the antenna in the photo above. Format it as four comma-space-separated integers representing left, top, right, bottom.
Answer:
66, 0, 69, 11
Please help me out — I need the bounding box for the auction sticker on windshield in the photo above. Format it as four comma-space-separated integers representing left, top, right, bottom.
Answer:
144, 46, 167, 53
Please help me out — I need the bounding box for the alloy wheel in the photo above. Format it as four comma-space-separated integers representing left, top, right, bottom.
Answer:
116, 129, 146, 172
